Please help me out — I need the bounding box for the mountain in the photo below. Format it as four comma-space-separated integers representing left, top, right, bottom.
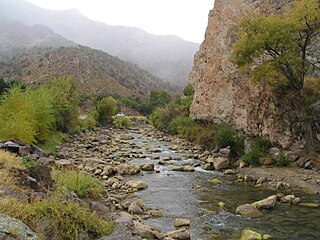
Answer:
0, 45, 172, 98
0, 20, 75, 61
0, 0, 199, 89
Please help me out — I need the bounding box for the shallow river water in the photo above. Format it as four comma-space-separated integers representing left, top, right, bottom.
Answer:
114, 128, 320, 240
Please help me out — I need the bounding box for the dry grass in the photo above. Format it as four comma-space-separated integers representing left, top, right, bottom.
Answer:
0, 150, 24, 170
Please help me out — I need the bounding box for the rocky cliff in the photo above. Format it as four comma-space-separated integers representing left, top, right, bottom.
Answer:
189, 0, 318, 149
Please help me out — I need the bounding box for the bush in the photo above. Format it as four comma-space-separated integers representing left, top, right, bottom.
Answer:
53, 170, 105, 199
215, 123, 245, 156
241, 137, 273, 166
113, 116, 130, 128
80, 110, 98, 130
183, 83, 194, 97
49, 76, 80, 133
168, 117, 194, 135
0, 196, 114, 240
241, 148, 262, 166
96, 96, 120, 124
151, 103, 180, 131
250, 136, 273, 153
0, 85, 37, 143
273, 153, 291, 167
37, 131, 68, 154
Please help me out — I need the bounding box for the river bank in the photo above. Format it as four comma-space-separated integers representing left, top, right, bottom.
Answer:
56, 122, 320, 239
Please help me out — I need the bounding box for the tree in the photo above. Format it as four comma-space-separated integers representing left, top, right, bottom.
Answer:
96, 96, 121, 124
233, 0, 320, 152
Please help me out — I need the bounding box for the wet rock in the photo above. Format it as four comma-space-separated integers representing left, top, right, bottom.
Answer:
128, 200, 146, 215
280, 194, 295, 203
133, 221, 163, 240
150, 210, 163, 218
236, 204, 262, 218
141, 163, 155, 171
298, 202, 319, 208
165, 228, 191, 240
0, 214, 37, 240
126, 180, 148, 190
252, 195, 277, 210
292, 197, 301, 205
172, 166, 194, 172
213, 157, 229, 171
224, 169, 236, 175
117, 164, 141, 175
240, 229, 262, 240
174, 218, 191, 228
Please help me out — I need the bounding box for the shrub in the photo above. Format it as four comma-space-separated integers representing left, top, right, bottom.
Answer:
49, 76, 80, 133
168, 117, 194, 135
0, 196, 114, 240
215, 123, 245, 156
113, 116, 130, 128
250, 136, 273, 153
0, 85, 37, 143
37, 131, 68, 154
183, 83, 194, 97
80, 110, 98, 130
151, 103, 181, 131
241, 148, 262, 166
27, 86, 56, 142
273, 153, 291, 167
96, 96, 120, 124
53, 170, 105, 199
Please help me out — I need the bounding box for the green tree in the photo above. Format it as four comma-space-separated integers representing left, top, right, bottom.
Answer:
233, 0, 320, 152
96, 96, 120, 124
183, 83, 194, 97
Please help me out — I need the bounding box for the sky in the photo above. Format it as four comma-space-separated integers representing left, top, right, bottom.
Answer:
26, 0, 214, 43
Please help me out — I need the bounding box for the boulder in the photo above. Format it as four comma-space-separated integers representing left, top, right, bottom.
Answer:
219, 147, 231, 158
280, 194, 295, 203
141, 163, 155, 171
172, 166, 194, 172
89, 201, 112, 220
165, 229, 191, 240
0, 214, 37, 240
126, 180, 148, 190
236, 204, 262, 218
128, 200, 146, 215
213, 157, 229, 171
240, 229, 262, 240
173, 218, 191, 228
252, 195, 277, 210
117, 164, 141, 175
133, 221, 163, 240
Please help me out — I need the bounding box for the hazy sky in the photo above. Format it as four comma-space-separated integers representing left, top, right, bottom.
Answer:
26, 0, 214, 43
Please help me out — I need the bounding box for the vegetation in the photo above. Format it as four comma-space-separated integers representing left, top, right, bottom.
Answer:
96, 96, 121, 124
53, 170, 105, 199
113, 116, 131, 128
242, 137, 273, 166
233, 0, 320, 152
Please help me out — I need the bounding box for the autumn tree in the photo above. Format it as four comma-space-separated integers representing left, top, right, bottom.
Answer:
233, 0, 320, 152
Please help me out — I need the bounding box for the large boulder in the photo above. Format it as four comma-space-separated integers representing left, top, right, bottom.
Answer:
236, 204, 262, 218
133, 221, 163, 240
0, 214, 38, 240
252, 195, 277, 210
126, 180, 148, 190
165, 229, 191, 240
213, 157, 229, 171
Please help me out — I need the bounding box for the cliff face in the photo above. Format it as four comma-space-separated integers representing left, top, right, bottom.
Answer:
189, 0, 298, 148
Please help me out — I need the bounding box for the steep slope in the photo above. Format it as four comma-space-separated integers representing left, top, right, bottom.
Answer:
0, 20, 75, 61
0, 0, 199, 88
189, 0, 301, 147
0, 46, 171, 98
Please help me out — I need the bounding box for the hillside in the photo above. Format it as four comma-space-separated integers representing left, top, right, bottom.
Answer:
0, 46, 171, 98
0, 0, 199, 89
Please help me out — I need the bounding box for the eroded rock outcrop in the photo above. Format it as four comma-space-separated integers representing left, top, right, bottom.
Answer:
189, 0, 319, 149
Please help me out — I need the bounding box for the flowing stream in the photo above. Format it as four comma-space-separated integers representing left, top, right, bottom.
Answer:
112, 127, 320, 240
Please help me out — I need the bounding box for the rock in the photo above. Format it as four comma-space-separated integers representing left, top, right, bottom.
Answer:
98, 215, 140, 240
117, 164, 141, 175
298, 202, 319, 208
165, 229, 191, 240
218, 202, 225, 208
141, 163, 155, 171
292, 198, 301, 205
240, 229, 262, 240
28, 165, 54, 192
236, 204, 262, 218
55, 159, 72, 166
210, 179, 222, 184
269, 148, 280, 156
219, 147, 231, 158
128, 200, 146, 214
0, 214, 37, 240
239, 161, 247, 169
101, 166, 116, 177
224, 169, 236, 175
38, 157, 55, 165
172, 166, 195, 172
89, 201, 112, 220
252, 195, 277, 210
18, 145, 32, 156
280, 195, 295, 203
126, 180, 148, 190
133, 221, 163, 240
256, 177, 267, 185
213, 157, 229, 171
150, 210, 163, 218
174, 218, 191, 228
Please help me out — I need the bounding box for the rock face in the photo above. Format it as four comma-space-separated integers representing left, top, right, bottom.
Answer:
189, 0, 318, 148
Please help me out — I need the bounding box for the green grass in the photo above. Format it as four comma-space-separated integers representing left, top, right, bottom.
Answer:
53, 170, 105, 199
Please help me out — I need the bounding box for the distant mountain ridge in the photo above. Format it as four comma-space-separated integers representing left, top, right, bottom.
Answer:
0, 0, 199, 88
0, 46, 172, 98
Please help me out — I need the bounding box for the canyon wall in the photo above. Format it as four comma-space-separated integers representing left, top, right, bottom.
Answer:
188, 0, 311, 148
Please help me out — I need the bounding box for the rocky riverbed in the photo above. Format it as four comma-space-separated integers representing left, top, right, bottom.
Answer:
55, 123, 320, 240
